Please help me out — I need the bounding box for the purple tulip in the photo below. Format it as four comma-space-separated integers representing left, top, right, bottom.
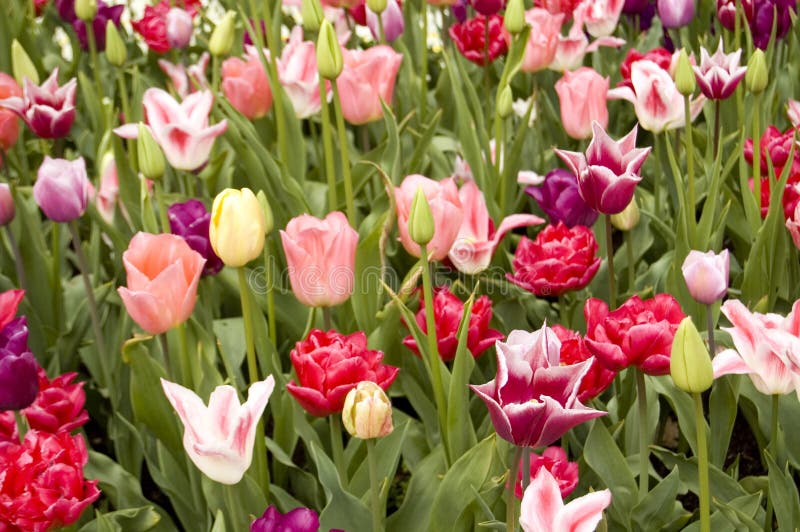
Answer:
55, 0, 124, 51
554, 121, 650, 215
33, 157, 90, 223
367, 0, 405, 42
250, 506, 320, 532
470, 324, 605, 448
453, 0, 469, 23
749, 0, 797, 49
168, 199, 224, 277
167, 8, 194, 49
470, 0, 505, 15
0, 317, 40, 411
0, 69, 77, 139
526, 169, 599, 228
0, 184, 14, 226
622, 0, 656, 30
657, 0, 695, 28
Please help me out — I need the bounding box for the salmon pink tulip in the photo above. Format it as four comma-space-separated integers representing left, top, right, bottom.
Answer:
555, 67, 609, 140
520, 9, 565, 73
277, 27, 327, 119
336, 46, 402, 125
222, 49, 273, 120
0, 73, 21, 154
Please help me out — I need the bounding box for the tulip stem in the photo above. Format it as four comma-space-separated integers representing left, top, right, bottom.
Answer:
635, 369, 649, 500
159, 333, 173, 380
506, 446, 523, 532
116, 72, 137, 172
319, 77, 339, 212
693, 392, 710, 532
237, 267, 259, 383
705, 304, 716, 358
604, 214, 616, 309
323, 306, 333, 331
419, 0, 428, 122
85, 20, 105, 110
51, 223, 63, 336
264, 241, 277, 347
683, 95, 696, 238
5, 227, 27, 292
153, 180, 171, 234
752, 92, 762, 210
13, 410, 26, 443
558, 295, 569, 329
177, 322, 193, 389
254, 0, 289, 165
625, 230, 635, 293
367, 438, 383, 532
495, 114, 506, 215
377, 15, 387, 45
330, 414, 348, 486
764, 394, 780, 532
520, 447, 531, 493
331, 80, 356, 226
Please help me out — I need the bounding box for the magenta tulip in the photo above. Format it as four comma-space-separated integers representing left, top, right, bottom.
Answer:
657, 0, 694, 28
0, 69, 77, 139
166, 7, 193, 49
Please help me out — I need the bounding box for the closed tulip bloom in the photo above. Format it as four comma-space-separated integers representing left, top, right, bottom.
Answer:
0, 296, 40, 411
519, 468, 611, 532
222, 49, 273, 120
657, 0, 694, 27
341, 381, 393, 439
33, 156, 90, 222
0, 184, 14, 226
525, 169, 599, 228
0, 68, 77, 139
396, 175, 463, 261
555, 67, 609, 140
681, 249, 729, 305
277, 27, 327, 119
118, 232, 206, 335
161, 376, 275, 484
692, 40, 747, 100
168, 199, 224, 276
336, 46, 402, 125
0, 73, 22, 155
166, 7, 193, 48
209, 188, 266, 268
670, 317, 714, 393
281, 212, 358, 307
471, 0, 505, 15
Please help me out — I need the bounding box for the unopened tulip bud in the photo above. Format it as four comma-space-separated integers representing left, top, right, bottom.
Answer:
301, 0, 324, 32
105, 21, 127, 66
342, 381, 393, 439
316, 20, 343, 80
0, 184, 15, 226
11, 40, 38, 86
367, 0, 388, 14
256, 190, 274, 235
166, 8, 194, 49
210, 11, 236, 57
681, 249, 729, 305
745, 50, 768, 94
670, 317, 713, 393
75, 0, 97, 21
610, 196, 640, 231
504, 0, 526, 34
497, 85, 513, 118
674, 49, 695, 96
210, 188, 266, 267
408, 187, 435, 247
137, 124, 165, 180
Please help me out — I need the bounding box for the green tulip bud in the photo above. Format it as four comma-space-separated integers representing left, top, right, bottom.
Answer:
342, 381, 393, 439
367, 0, 388, 14
497, 85, 513, 119
745, 50, 768, 94
674, 49, 696, 96
209, 11, 236, 57
301, 0, 324, 32
610, 196, 640, 231
137, 124, 165, 180
105, 21, 127, 67
11, 40, 38, 86
670, 317, 714, 394
316, 20, 343, 80
504, 0, 526, 35
256, 190, 275, 235
75, 0, 97, 21
408, 187, 435, 247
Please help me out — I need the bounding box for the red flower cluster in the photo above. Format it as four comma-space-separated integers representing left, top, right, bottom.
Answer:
450, 15, 509, 66
514, 446, 579, 499
286, 329, 399, 417
403, 286, 503, 362
132, 0, 201, 54
507, 223, 601, 297
552, 324, 616, 402
744, 125, 800, 219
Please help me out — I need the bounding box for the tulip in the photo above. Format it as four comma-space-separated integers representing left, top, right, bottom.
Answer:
255, 190, 274, 235
0, 289, 24, 332
692, 41, 747, 100
618, 47, 673, 88
114, 89, 227, 171
158, 52, 210, 100
336, 46, 403, 125
681, 249, 729, 305
657, 0, 694, 27
90, 153, 120, 224
166, 7, 193, 48
553, 324, 616, 402
514, 447, 579, 499
555, 122, 650, 215
137, 123, 166, 180
537, 0, 584, 15
470, 324, 606, 448
519, 468, 612, 532
105, 19, 127, 66
209, 188, 265, 268
583, 0, 625, 37
395, 175, 463, 261
251, 506, 320, 532
504, 0, 526, 34
548, 15, 625, 72
0, 312, 39, 412
22, 369, 89, 434
209, 11, 236, 56
0, 184, 14, 226
471, 0, 505, 15
317, 19, 344, 80
168, 199, 224, 276
525, 169, 599, 228
787, 99, 800, 128
610, 196, 640, 231
33, 156, 90, 222
117, 232, 206, 335
301, 0, 325, 31
161, 376, 275, 484
0, 73, 22, 155
56, 0, 124, 51
0, 68, 77, 139
11, 40, 38, 86
408, 188, 435, 246
286, 329, 399, 417
342, 381, 394, 439
554, 67, 609, 140
222, 49, 273, 120
671, 317, 714, 393
366, 0, 405, 42
277, 27, 328, 119
786, 203, 800, 250
450, 14, 510, 66
75, 0, 96, 22
745, 49, 768, 92
717, 0, 796, 50
674, 49, 696, 96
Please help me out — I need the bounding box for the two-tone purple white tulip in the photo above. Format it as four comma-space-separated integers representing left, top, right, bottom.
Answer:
33, 156, 90, 222
692, 40, 747, 100
0, 69, 77, 139
681, 249, 730, 305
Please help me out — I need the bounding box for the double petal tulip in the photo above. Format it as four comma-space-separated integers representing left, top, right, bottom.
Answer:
681, 249, 729, 305
114, 88, 227, 171
0, 73, 21, 155
520, 9, 565, 73
554, 67, 609, 140
209, 188, 266, 268
555, 122, 650, 215
525, 169, 599, 228
448, 180, 543, 274
22, 369, 88, 434
515, 446, 579, 499
33, 156, 90, 222
132, 0, 201, 53
222, 48, 273, 120
336, 46, 403, 125
470, 325, 605, 448
277, 27, 327, 119
553, 324, 616, 402
450, 14, 510, 66
0, 68, 77, 139
692, 41, 747, 100
281, 212, 358, 307
168, 199, 224, 276
118, 232, 206, 335
161, 376, 275, 484
251, 506, 320, 532
396, 175, 463, 261
519, 468, 612, 532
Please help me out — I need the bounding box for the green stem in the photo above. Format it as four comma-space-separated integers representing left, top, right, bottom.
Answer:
764, 395, 780, 531
264, 240, 277, 346
223, 483, 245, 530
177, 322, 193, 388
116, 71, 137, 172
367, 438, 383, 532
5, 227, 27, 292
520, 447, 531, 493
636, 369, 649, 499
684, 94, 696, 238
506, 446, 523, 532
329, 414, 348, 486
159, 333, 173, 380
625, 230, 635, 293
653, 134, 662, 219
323, 306, 333, 331
753, 93, 762, 209
211, 54, 220, 93
14, 410, 26, 442
319, 77, 338, 211
85, 19, 104, 107
558, 295, 569, 329
605, 214, 616, 309
258, 0, 289, 164
237, 267, 259, 384
331, 80, 356, 226
153, 180, 171, 234
52, 223, 63, 336
694, 392, 710, 532
377, 14, 386, 44
706, 303, 716, 357
419, 0, 428, 122
495, 113, 505, 214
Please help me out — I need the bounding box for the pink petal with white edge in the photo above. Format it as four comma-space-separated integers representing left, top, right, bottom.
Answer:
554, 488, 612, 532
520, 468, 563, 532
712, 349, 752, 378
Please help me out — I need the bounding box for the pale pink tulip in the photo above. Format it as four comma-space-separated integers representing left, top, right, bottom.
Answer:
366, 0, 405, 42
336, 46, 403, 125
787, 202, 800, 249
395, 175, 463, 261
448, 180, 543, 274
520, 9, 565, 73
91, 153, 119, 224
280, 212, 358, 307
582, 0, 625, 37
277, 27, 327, 119
692, 40, 747, 100
555, 67, 609, 140
166, 7, 193, 49
221, 49, 273, 120
788, 99, 800, 128
549, 10, 625, 72
681, 249, 729, 305
520, 468, 612, 532
161, 376, 275, 484
158, 53, 210, 99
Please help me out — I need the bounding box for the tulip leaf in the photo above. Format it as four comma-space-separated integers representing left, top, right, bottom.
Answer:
350, 420, 410, 500
201, 475, 266, 532
584, 419, 637, 525
710, 494, 763, 532
766, 452, 800, 531
631, 468, 690, 532
78, 507, 162, 532
709, 376, 740, 468
308, 441, 372, 532
446, 289, 479, 461
386, 446, 446, 531
408, 109, 443, 175
210, 510, 226, 532
352, 210, 388, 333
381, 100, 401, 184
650, 447, 748, 502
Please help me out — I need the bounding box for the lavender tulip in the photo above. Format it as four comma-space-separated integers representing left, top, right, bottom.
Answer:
55, 0, 124, 51
33, 157, 90, 222
251, 506, 320, 532
168, 199, 224, 276
0, 317, 39, 411
657, 0, 694, 28
692, 41, 747, 100
166, 8, 194, 49
0, 69, 77, 139
367, 0, 405, 42
681, 249, 730, 305
526, 169, 599, 228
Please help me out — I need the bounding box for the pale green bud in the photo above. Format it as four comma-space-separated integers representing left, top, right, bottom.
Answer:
11, 40, 38, 86
316, 20, 343, 80
745, 50, 768, 94
670, 317, 714, 393
408, 187, 435, 247
301, 0, 324, 32
674, 49, 696, 96
504, 0, 526, 35
75, 0, 97, 21
105, 21, 127, 67
209, 11, 236, 57
256, 190, 274, 235
137, 124, 165, 180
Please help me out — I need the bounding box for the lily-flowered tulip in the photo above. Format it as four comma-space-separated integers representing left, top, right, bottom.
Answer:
161, 376, 275, 484
555, 121, 650, 215
114, 88, 227, 171
525, 169, 599, 228
0, 73, 21, 155
657, 0, 694, 27
221, 49, 273, 120
367, 0, 405, 42
448, 180, 543, 274
251, 506, 320, 532
582, 0, 625, 37
168, 199, 223, 276
33, 156, 90, 222
209, 188, 266, 268
519, 468, 612, 532
554, 67, 609, 140
277, 27, 327, 119
681, 249, 729, 305
336, 46, 403, 125
520, 9, 565, 73
280, 212, 358, 307
692, 41, 747, 100
118, 232, 205, 335
548, 13, 625, 72
396, 175, 463, 261
0, 68, 77, 139
158, 53, 210, 100
712, 300, 800, 397
470, 324, 605, 448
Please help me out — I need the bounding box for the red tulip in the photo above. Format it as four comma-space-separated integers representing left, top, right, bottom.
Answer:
450, 15, 509, 66
402, 285, 503, 361
584, 294, 685, 376
514, 446, 579, 499
23, 369, 88, 434
552, 324, 616, 402
554, 67, 609, 140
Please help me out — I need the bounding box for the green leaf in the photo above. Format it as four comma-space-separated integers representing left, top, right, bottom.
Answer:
308, 441, 372, 532
78, 507, 162, 532
651, 447, 748, 502
387, 446, 446, 531
585, 419, 638, 524
766, 452, 800, 531
446, 289, 478, 460
631, 468, 690, 532
350, 421, 410, 499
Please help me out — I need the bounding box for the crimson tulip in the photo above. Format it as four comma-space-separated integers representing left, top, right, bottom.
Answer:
514, 446, 579, 499
553, 324, 616, 402
450, 15, 509, 66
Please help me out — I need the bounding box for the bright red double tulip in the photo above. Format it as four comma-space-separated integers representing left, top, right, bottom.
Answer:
552, 324, 615, 402
450, 15, 509, 66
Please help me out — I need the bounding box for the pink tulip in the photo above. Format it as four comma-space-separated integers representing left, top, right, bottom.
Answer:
395, 175, 463, 261
520, 9, 565, 73
786, 202, 800, 249
221, 49, 273, 120
519, 468, 612, 532
114, 89, 227, 171
582, 0, 625, 37
788, 99, 800, 128
681, 249, 729, 305
548, 12, 625, 72
448, 180, 543, 274
367, 0, 405, 42
118, 232, 206, 335
657, 0, 694, 28
470, 324, 606, 448
166, 8, 193, 49
161, 376, 275, 484
90, 153, 119, 224
692, 40, 747, 100
0, 68, 77, 139
33, 156, 90, 222
555, 67, 609, 140
280, 212, 358, 307
712, 299, 800, 397
277, 27, 327, 119
336, 46, 403, 125
158, 52, 210, 99
0, 184, 14, 226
